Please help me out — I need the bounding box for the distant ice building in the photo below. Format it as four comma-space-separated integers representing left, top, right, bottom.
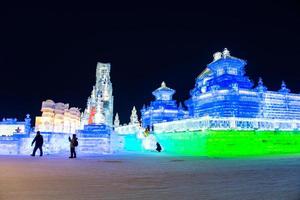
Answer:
0, 115, 31, 136
35, 100, 81, 133
141, 82, 189, 128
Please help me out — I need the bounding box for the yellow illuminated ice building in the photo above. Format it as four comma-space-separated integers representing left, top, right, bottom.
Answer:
35, 100, 81, 133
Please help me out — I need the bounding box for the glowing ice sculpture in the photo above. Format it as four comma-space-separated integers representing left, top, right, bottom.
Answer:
114, 106, 142, 135
81, 62, 114, 127
114, 113, 120, 127
154, 48, 300, 133
141, 81, 189, 128
35, 100, 80, 133
78, 62, 115, 154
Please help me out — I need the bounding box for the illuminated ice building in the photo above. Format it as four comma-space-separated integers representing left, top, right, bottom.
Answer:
78, 62, 117, 154
35, 100, 81, 133
81, 62, 113, 127
155, 48, 300, 132
0, 115, 32, 155
141, 82, 189, 128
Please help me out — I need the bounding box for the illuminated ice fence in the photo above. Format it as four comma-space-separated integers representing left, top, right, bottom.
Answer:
154, 116, 300, 133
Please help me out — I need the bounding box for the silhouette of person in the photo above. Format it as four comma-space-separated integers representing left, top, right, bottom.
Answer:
68, 134, 78, 158
31, 131, 44, 156
156, 142, 162, 152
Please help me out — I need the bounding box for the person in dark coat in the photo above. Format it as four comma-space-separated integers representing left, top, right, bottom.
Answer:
31, 131, 44, 156
68, 134, 78, 158
156, 142, 162, 152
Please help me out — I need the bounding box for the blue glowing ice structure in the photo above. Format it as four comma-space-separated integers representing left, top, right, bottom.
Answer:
141, 82, 189, 128
185, 48, 300, 120
185, 48, 259, 118
0, 114, 32, 155
155, 48, 300, 133
77, 124, 113, 154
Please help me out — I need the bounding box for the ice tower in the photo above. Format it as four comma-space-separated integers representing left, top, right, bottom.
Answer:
81, 62, 113, 127
79, 62, 114, 154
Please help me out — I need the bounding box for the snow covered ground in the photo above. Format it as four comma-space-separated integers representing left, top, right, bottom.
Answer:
0, 153, 300, 200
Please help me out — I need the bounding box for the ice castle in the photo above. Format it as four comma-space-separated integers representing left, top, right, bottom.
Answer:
155, 48, 300, 132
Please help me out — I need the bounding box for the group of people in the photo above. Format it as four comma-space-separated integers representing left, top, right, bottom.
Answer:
31, 127, 162, 157
30, 131, 78, 158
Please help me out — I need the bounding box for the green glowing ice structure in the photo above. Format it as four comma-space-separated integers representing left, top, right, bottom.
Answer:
155, 130, 300, 157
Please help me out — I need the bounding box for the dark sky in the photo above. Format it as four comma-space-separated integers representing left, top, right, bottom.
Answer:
0, 1, 300, 124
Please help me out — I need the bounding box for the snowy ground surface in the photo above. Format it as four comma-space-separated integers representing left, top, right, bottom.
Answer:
0, 153, 300, 200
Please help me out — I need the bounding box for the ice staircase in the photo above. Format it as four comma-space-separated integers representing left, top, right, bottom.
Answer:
78, 124, 113, 154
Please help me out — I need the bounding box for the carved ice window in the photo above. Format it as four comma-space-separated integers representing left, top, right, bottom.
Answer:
228, 67, 238, 75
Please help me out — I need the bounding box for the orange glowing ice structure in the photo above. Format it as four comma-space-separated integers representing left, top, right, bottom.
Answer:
35, 99, 81, 133
88, 107, 97, 124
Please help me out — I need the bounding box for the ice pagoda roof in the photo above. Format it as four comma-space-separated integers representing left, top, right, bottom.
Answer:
207, 48, 246, 69
152, 81, 175, 99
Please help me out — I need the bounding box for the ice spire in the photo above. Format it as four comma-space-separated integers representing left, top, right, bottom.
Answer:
279, 81, 290, 93
222, 48, 230, 58
130, 106, 139, 125
178, 102, 183, 110
256, 77, 267, 92
114, 113, 120, 127
161, 81, 166, 88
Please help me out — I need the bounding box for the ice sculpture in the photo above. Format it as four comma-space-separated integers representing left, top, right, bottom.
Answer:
114, 113, 120, 127
155, 48, 300, 133
81, 62, 113, 127
35, 100, 80, 133
78, 62, 115, 154
141, 81, 189, 128
129, 106, 139, 125
114, 106, 142, 135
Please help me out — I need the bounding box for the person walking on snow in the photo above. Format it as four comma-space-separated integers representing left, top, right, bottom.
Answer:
31, 131, 44, 156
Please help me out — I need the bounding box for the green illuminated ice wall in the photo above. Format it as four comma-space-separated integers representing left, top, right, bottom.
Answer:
154, 130, 300, 157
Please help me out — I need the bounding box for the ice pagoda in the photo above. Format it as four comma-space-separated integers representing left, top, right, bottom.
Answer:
141, 81, 188, 128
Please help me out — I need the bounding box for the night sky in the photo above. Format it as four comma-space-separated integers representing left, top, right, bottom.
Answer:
1, 1, 300, 124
